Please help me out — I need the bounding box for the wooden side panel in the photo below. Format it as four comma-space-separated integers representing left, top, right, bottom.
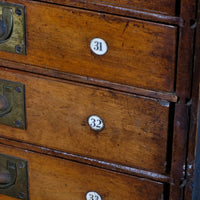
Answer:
185, 0, 200, 198
170, 104, 189, 200
0, 144, 164, 200
0, 68, 170, 174
1, 0, 177, 92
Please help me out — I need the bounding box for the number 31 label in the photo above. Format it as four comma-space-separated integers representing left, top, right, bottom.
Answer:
90, 38, 108, 55
88, 115, 104, 131
86, 191, 102, 200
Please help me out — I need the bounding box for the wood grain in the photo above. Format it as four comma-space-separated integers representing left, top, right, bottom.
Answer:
170, 104, 189, 199
35, 0, 177, 16
0, 195, 16, 200
0, 136, 173, 183
0, 68, 170, 174
0, 60, 178, 102
32, 0, 184, 27
0, 143, 165, 200
184, 1, 200, 198
1, 0, 177, 92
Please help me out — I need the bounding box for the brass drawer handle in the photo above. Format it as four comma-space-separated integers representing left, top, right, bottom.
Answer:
0, 168, 15, 189
0, 7, 13, 43
0, 95, 9, 111
0, 160, 17, 190
0, 154, 29, 200
0, 171, 11, 185
0, 80, 26, 129
0, 88, 13, 117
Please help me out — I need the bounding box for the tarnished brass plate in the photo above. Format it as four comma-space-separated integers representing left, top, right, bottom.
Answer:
0, 153, 29, 200
0, 79, 26, 129
0, 2, 26, 54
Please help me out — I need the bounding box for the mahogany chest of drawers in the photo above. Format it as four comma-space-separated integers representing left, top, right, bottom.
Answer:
0, 0, 199, 199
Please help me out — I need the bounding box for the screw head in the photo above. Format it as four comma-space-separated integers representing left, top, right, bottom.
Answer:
16, 86, 22, 93
18, 162, 25, 169
15, 45, 23, 54
15, 120, 22, 128
18, 192, 25, 199
15, 8, 22, 16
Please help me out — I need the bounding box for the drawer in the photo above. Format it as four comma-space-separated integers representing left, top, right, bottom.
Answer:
1, 0, 177, 92
0, 68, 171, 174
0, 144, 165, 200
42, 0, 177, 16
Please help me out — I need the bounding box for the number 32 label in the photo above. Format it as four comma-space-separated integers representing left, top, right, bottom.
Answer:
88, 115, 104, 131
90, 38, 108, 55
86, 191, 102, 200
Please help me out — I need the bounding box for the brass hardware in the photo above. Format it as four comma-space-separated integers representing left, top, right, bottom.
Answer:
0, 79, 26, 129
0, 153, 29, 200
0, 95, 9, 111
0, 7, 13, 43
0, 2, 26, 54
0, 171, 11, 184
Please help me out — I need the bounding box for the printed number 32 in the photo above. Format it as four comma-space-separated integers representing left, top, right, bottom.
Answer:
88, 194, 100, 200
86, 192, 102, 200
88, 115, 104, 131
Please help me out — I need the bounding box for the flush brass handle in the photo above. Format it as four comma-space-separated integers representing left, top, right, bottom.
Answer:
0, 88, 13, 117
0, 162, 16, 189
0, 154, 28, 200
0, 171, 12, 188
0, 7, 13, 43
0, 95, 9, 111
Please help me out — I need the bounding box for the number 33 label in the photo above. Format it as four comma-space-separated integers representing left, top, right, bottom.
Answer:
88, 115, 104, 131
90, 38, 108, 55
86, 191, 102, 200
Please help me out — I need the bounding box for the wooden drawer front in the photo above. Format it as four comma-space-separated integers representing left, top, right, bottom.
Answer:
2, 0, 177, 92
0, 144, 165, 200
0, 69, 170, 174
43, 0, 177, 16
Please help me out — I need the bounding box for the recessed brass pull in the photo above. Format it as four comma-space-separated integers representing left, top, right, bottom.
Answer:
0, 154, 29, 200
0, 161, 17, 190
0, 2, 25, 54
0, 95, 8, 111
0, 171, 11, 185
0, 7, 13, 43
0, 95, 9, 113
0, 86, 13, 117
0, 79, 26, 129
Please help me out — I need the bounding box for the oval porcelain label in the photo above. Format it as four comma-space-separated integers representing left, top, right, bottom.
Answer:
90, 38, 108, 55
88, 115, 104, 131
86, 191, 102, 200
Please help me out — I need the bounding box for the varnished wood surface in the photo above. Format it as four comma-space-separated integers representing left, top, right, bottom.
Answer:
2, 0, 177, 92
176, 0, 197, 101
184, 1, 200, 198
0, 60, 178, 102
170, 104, 189, 199
33, 0, 184, 26
0, 143, 165, 200
0, 68, 170, 174
34, 0, 177, 16
0, 195, 16, 200
0, 136, 173, 183
169, 0, 198, 199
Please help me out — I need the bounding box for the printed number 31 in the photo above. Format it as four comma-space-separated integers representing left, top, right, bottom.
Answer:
93, 41, 102, 51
